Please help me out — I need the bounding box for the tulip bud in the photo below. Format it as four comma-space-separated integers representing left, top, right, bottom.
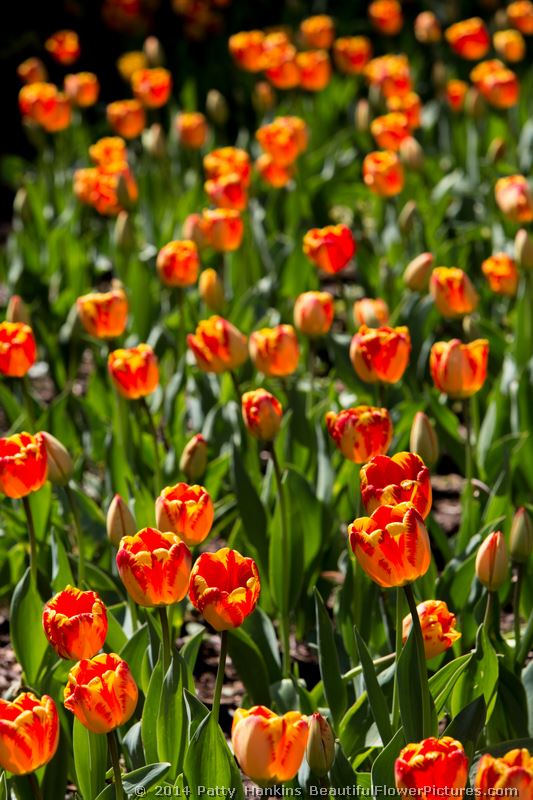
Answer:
432, 61, 447, 91
106, 494, 137, 548
399, 137, 424, 171
354, 98, 370, 132
42, 432, 74, 486
179, 434, 208, 481
199, 268, 225, 311
13, 187, 30, 221
206, 89, 229, 125
398, 200, 417, 234
462, 314, 481, 340
510, 508, 533, 564
515, 228, 533, 270
409, 412, 438, 468
143, 36, 165, 67
116, 174, 133, 210
252, 81, 275, 113
142, 123, 167, 158
403, 252, 434, 291
306, 712, 335, 778
465, 88, 485, 118
487, 137, 506, 164
475, 531, 509, 591
6, 295, 30, 325
114, 211, 135, 250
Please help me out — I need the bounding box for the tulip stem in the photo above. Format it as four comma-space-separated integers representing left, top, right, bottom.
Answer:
158, 605, 171, 674
270, 445, 291, 677
229, 370, 241, 399
139, 397, 162, 494
514, 564, 524, 651
107, 731, 124, 800
483, 590, 495, 635
212, 630, 228, 724
342, 652, 396, 683
391, 588, 404, 730
22, 496, 38, 586
404, 584, 431, 738
27, 773, 43, 800
458, 398, 474, 552
307, 340, 316, 416
65, 484, 86, 587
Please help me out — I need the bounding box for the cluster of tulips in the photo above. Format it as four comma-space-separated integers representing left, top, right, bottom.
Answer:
2, 0, 533, 797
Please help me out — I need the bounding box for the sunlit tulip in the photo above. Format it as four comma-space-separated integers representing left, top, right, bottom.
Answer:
507, 1, 533, 35
363, 151, 404, 196
360, 451, 432, 518
19, 83, 71, 132
386, 93, 422, 130
232, 706, 309, 785
17, 57, 47, 85
515, 228, 533, 269
45, 30, 80, 65
199, 268, 224, 310
409, 412, 438, 469
187, 316, 248, 373
264, 44, 300, 90
204, 147, 251, 186
368, 0, 403, 35
43, 586, 107, 660
106, 494, 137, 548
445, 18, 490, 60
0, 693, 59, 775
326, 406, 392, 463
429, 267, 479, 317
472, 63, 520, 108
476, 748, 532, 800
306, 712, 335, 778
176, 111, 208, 149
353, 298, 389, 328
349, 502, 431, 588
117, 51, 148, 81
303, 224, 355, 274
255, 154, 294, 188
414, 11, 441, 43
89, 136, 127, 166
430, 339, 489, 398
156, 240, 200, 287
0, 321, 36, 377
256, 117, 308, 166
350, 325, 411, 384
294, 291, 334, 337
395, 738, 468, 800
475, 531, 508, 591
242, 389, 282, 441
446, 79, 468, 112
205, 173, 248, 211
108, 344, 159, 399
370, 112, 410, 151
0, 432, 47, 499
510, 508, 533, 564
64, 72, 100, 107
494, 30, 526, 62
77, 286, 128, 338
333, 37, 372, 74
300, 15, 334, 49
201, 208, 244, 251
403, 253, 434, 291
117, 527, 192, 605
180, 434, 208, 481
296, 50, 331, 91
131, 67, 172, 108
402, 600, 461, 659
249, 325, 299, 377
155, 483, 214, 547
228, 31, 266, 72
364, 54, 411, 98
64, 653, 138, 734
107, 99, 146, 139
189, 547, 260, 630
481, 253, 519, 295
41, 432, 73, 486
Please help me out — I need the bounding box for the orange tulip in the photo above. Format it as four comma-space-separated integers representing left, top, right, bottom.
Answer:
77, 285, 128, 338
228, 30, 266, 72
371, 112, 411, 152
296, 50, 331, 91
249, 324, 299, 377
199, 268, 224, 311
353, 297, 389, 328
482, 253, 519, 295
360, 451, 432, 518
256, 117, 308, 166
176, 111, 208, 149
252, 81, 276, 113
64, 72, 100, 107
472, 61, 520, 108
475, 531, 508, 591
0, 321, 36, 377
89, 136, 128, 165
255, 154, 294, 188
364, 54, 412, 98
73, 164, 135, 217
108, 344, 159, 399
17, 57, 47, 85
294, 291, 334, 337
368, 0, 403, 35
395, 738, 468, 800
402, 600, 461, 659
0, 693, 59, 775
187, 315, 248, 373
156, 240, 200, 287
189, 547, 260, 630
333, 36, 372, 74
64, 653, 138, 734
363, 151, 404, 196
300, 15, 334, 49
326, 406, 392, 463
203, 147, 251, 186
117, 527, 192, 605
131, 67, 172, 108
242, 389, 283, 441
155, 483, 214, 546
107, 99, 146, 139
0, 432, 47, 499
201, 208, 244, 251
495, 175, 533, 223
42, 586, 108, 660
475, 748, 532, 800
180, 434, 208, 481
349, 502, 431, 588
507, 1, 533, 34
232, 706, 309, 784
494, 30, 526, 62
45, 30, 80, 65
350, 325, 411, 384
263, 35, 300, 89
386, 92, 422, 130
445, 79, 468, 111
430, 339, 489, 398
429, 267, 478, 317
414, 11, 441, 44
303, 224, 355, 274
205, 173, 248, 211
116, 51, 148, 81
19, 83, 71, 132
445, 17, 490, 60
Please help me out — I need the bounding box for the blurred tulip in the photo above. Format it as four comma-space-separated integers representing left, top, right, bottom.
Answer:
303, 224, 355, 274
41, 432, 73, 486
108, 344, 159, 399
445, 18, 490, 59
300, 15, 334, 49
6, 295, 30, 325
395, 738, 468, 797
326, 406, 392, 464
189, 547, 260, 630
264, 40, 300, 89
117, 51, 148, 81
204, 147, 251, 185
256, 117, 308, 167
142, 122, 167, 157
365, 54, 411, 98
296, 50, 331, 91
476, 531, 508, 590
430, 339, 489, 398
495, 175, 533, 223
403, 253, 433, 291
114, 210, 136, 249
482, 254, 519, 295
106, 494, 137, 548
494, 29, 526, 61
199, 268, 224, 311
475, 748, 532, 799
249, 324, 299, 377
17, 57, 47, 84
294, 291, 334, 337
201, 208, 244, 251
0, 321, 36, 377
429, 267, 478, 317
402, 600, 460, 659
176, 112, 208, 149
507, 1, 533, 34
107, 99, 146, 139
398, 200, 417, 234
371, 112, 410, 151
0, 693, 59, 775
510, 508, 533, 564
515, 228, 533, 268
143, 35, 165, 66
155, 483, 214, 546
242, 389, 282, 441
43, 586, 107, 660
19, 83, 72, 132
180, 434, 208, 480
446, 79, 468, 112
131, 67, 172, 108
353, 298, 389, 328
369, 0, 403, 35
306, 712, 335, 777
399, 137, 424, 170
350, 325, 411, 384
205, 173, 247, 211
13, 187, 30, 221
360, 451, 432, 518
487, 137, 506, 163
0, 432, 47, 499
255, 154, 294, 188
187, 316, 248, 373
363, 151, 404, 196
117, 527, 192, 605
334, 37, 372, 74
252, 81, 276, 113
45, 30, 80, 65
414, 11, 441, 43
64, 72, 100, 107
77, 286, 128, 339
354, 98, 370, 132
206, 90, 229, 125
156, 240, 199, 287
387, 93, 422, 130
409, 412, 439, 469
229, 31, 266, 72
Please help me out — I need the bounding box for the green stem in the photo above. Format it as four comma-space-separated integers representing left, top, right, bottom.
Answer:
342, 652, 395, 683
107, 731, 124, 800
22, 496, 38, 585
404, 583, 431, 737
483, 590, 495, 636
21, 377, 35, 431
176, 287, 185, 364
212, 630, 228, 723
65, 484, 85, 586
514, 564, 524, 651
139, 397, 162, 494
229, 370, 241, 399
27, 773, 43, 800
457, 398, 474, 552
158, 605, 171, 674
270, 445, 291, 677
391, 588, 404, 730
307, 339, 316, 416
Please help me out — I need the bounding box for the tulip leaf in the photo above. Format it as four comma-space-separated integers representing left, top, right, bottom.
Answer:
119, 623, 149, 688
444, 695, 486, 759
0, 773, 7, 800
180, 629, 204, 687
397, 624, 437, 742
486, 662, 529, 742
227, 627, 271, 705
328, 741, 358, 789
183, 713, 244, 799
429, 653, 473, 714
184, 689, 210, 744
354, 626, 393, 745
94, 763, 171, 800
73, 718, 107, 800
10, 568, 48, 687
242, 605, 282, 682
51, 529, 75, 592
451, 625, 498, 720
141, 655, 164, 764
371, 727, 405, 796
156, 653, 189, 779
314, 589, 348, 730
230, 442, 268, 571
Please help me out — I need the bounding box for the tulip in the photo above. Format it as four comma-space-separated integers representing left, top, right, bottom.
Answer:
206, 90, 229, 125
228, 31, 266, 72
429, 267, 479, 317
64, 653, 138, 734
515, 228, 533, 269
0, 321, 36, 377
481, 254, 519, 296
414, 11, 441, 43
199, 268, 224, 311
108, 344, 159, 399
106, 494, 137, 548
364, 55, 411, 98
252, 81, 276, 114
204, 147, 251, 186
446, 79, 469, 112
360, 451, 432, 518
242, 389, 282, 441
399, 137, 424, 171
386, 92, 421, 130
6, 295, 30, 325
41, 432, 73, 486
495, 175, 533, 223
403, 253, 433, 292
0, 432, 47, 499
249, 325, 300, 377
189, 547, 260, 631
475, 65, 520, 109
326, 406, 392, 464
43, 586, 108, 660
430, 339, 489, 399
294, 291, 334, 337
256, 117, 308, 167
395, 737, 469, 799
201, 208, 244, 252
131, 67, 172, 108
507, 1, 533, 34
402, 600, 461, 660
370, 112, 410, 151
333, 37, 372, 74
89, 136, 128, 165
155, 483, 214, 547
349, 502, 431, 588
510, 508, 533, 564
176, 112, 208, 149
205, 173, 248, 211
143, 35, 164, 67
306, 712, 335, 778
353, 298, 389, 328
117, 51, 148, 81
363, 151, 404, 196
106, 99, 146, 139
494, 30, 525, 64
17, 57, 47, 84
143, 122, 167, 158
300, 15, 334, 49
475, 748, 532, 799
264, 45, 300, 89
409, 412, 438, 469
64, 72, 100, 107
303, 224, 356, 274
350, 325, 411, 384
187, 316, 248, 373
156, 240, 199, 287
0, 693, 59, 775
232, 706, 309, 785
476, 531, 509, 591
45, 30, 80, 64
255, 154, 294, 188
77, 286, 128, 339
445, 18, 490, 60
180, 434, 208, 481
369, 0, 403, 35
296, 50, 331, 92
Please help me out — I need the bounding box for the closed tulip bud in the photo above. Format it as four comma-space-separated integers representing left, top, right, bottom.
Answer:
476, 531, 508, 591
117, 528, 192, 606
487, 137, 506, 163
106, 494, 137, 548
404, 252, 434, 291
515, 228, 533, 270
116, 173, 133, 211
41, 432, 73, 486
206, 89, 229, 125
354, 98, 370, 132
465, 87, 485, 118
510, 508, 533, 564
410, 412, 438, 469
199, 268, 224, 311
398, 200, 417, 234
13, 187, 30, 221
114, 211, 135, 250
142, 122, 167, 158
306, 713, 335, 777
143, 36, 165, 66
242, 389, 283, 441
399, 137, 424, 171
155, 483, 214, 547
180, 434, 208, 480
6, 295, 30, 325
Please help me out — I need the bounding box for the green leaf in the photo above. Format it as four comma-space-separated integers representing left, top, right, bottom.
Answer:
94, 763, 171, 800
451, 625, 498, 720
328, 742, 357, 790
231, 443, 268, 571
51, 529, 75, 592
397, 627, 427, 742
371, 728, 405, 796
241, 606, 281, 683
184, 714, 244, 800
73, 718, 108, 800
119, 623, 149, 688
227, 627, 271, 705
142, 655, 164, 764
0, 772, 7, 800
444, 695, 486, 759
156, 653, 189, 779
10, 568, 48, 686
354, 626, 393, 745
314, 589, 348, 731
429, 653, 473, 714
